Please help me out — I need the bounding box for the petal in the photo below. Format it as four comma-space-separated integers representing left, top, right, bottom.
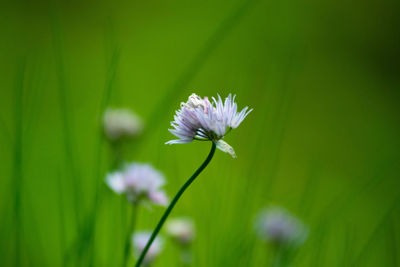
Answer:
149, 191, 169, 206
105, 172, 126, 194
216, 139, 237, 158
165, 139, 193, 145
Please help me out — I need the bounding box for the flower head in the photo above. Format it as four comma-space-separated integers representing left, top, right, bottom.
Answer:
106, 163, 168, 206
132, 231, 164, 266
165, 217, 195, 245
103, 108, 143, 141
254, 206, 308, 248
166, 93, 252, 157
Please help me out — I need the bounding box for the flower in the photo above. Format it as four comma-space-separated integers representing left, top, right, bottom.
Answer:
103, 108, 143, 141
166, 93, 252, 158
132, 231, 164, 266
106, 163, 168, 206
254, 206, 309, 248
165, 217, 195, 245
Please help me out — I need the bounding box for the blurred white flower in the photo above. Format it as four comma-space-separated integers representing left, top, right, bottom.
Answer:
106, 163, 168, 206
165, 217, 195, 245
103, 108, 143, 141
166, 93, 252, 157
254, 206, 308, 248
132, 231, 163, 266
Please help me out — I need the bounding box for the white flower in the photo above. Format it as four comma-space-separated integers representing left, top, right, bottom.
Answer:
132, 231, 163, 266
165, 217, 195, 245
254, 206, 308, 248
106, 163, 168, 206
166, 93, 252, 157
103, 108, 143, 141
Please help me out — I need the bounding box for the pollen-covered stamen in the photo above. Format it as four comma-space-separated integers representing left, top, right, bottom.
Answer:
183, 93, 208, 111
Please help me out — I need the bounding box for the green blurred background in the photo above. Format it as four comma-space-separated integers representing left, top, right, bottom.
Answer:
1, 0, 399, 266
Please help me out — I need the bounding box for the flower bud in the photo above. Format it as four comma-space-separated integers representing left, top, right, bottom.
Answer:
103, 108, 143, 141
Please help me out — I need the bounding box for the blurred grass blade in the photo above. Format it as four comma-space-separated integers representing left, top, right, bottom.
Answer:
23, 191, 47, 266
57, 169, 67, 267
309, 220, 328, 266
0, 115, 12, 143
13, 58, 26, 267
387, 215, 398, 266
351, 197, 399, 266
339, 225, 354, 267
87, 47, 120, 266
51, 16, 82, 229
135, 0, 260, 149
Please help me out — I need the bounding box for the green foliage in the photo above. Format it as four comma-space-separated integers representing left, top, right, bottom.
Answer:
0, 0, 399, 266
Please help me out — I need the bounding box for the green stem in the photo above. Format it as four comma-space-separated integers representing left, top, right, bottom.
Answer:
122, 204, 138, 267
270, 245, 290, 267
135, 142, 216, 267
180, 247, 192, 267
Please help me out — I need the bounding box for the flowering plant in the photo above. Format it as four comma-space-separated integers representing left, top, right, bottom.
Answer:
135, 93, 252, 267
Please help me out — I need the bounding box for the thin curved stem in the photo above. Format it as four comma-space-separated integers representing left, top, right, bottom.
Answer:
122, 203, 138, 267
135, 142, 217, 267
